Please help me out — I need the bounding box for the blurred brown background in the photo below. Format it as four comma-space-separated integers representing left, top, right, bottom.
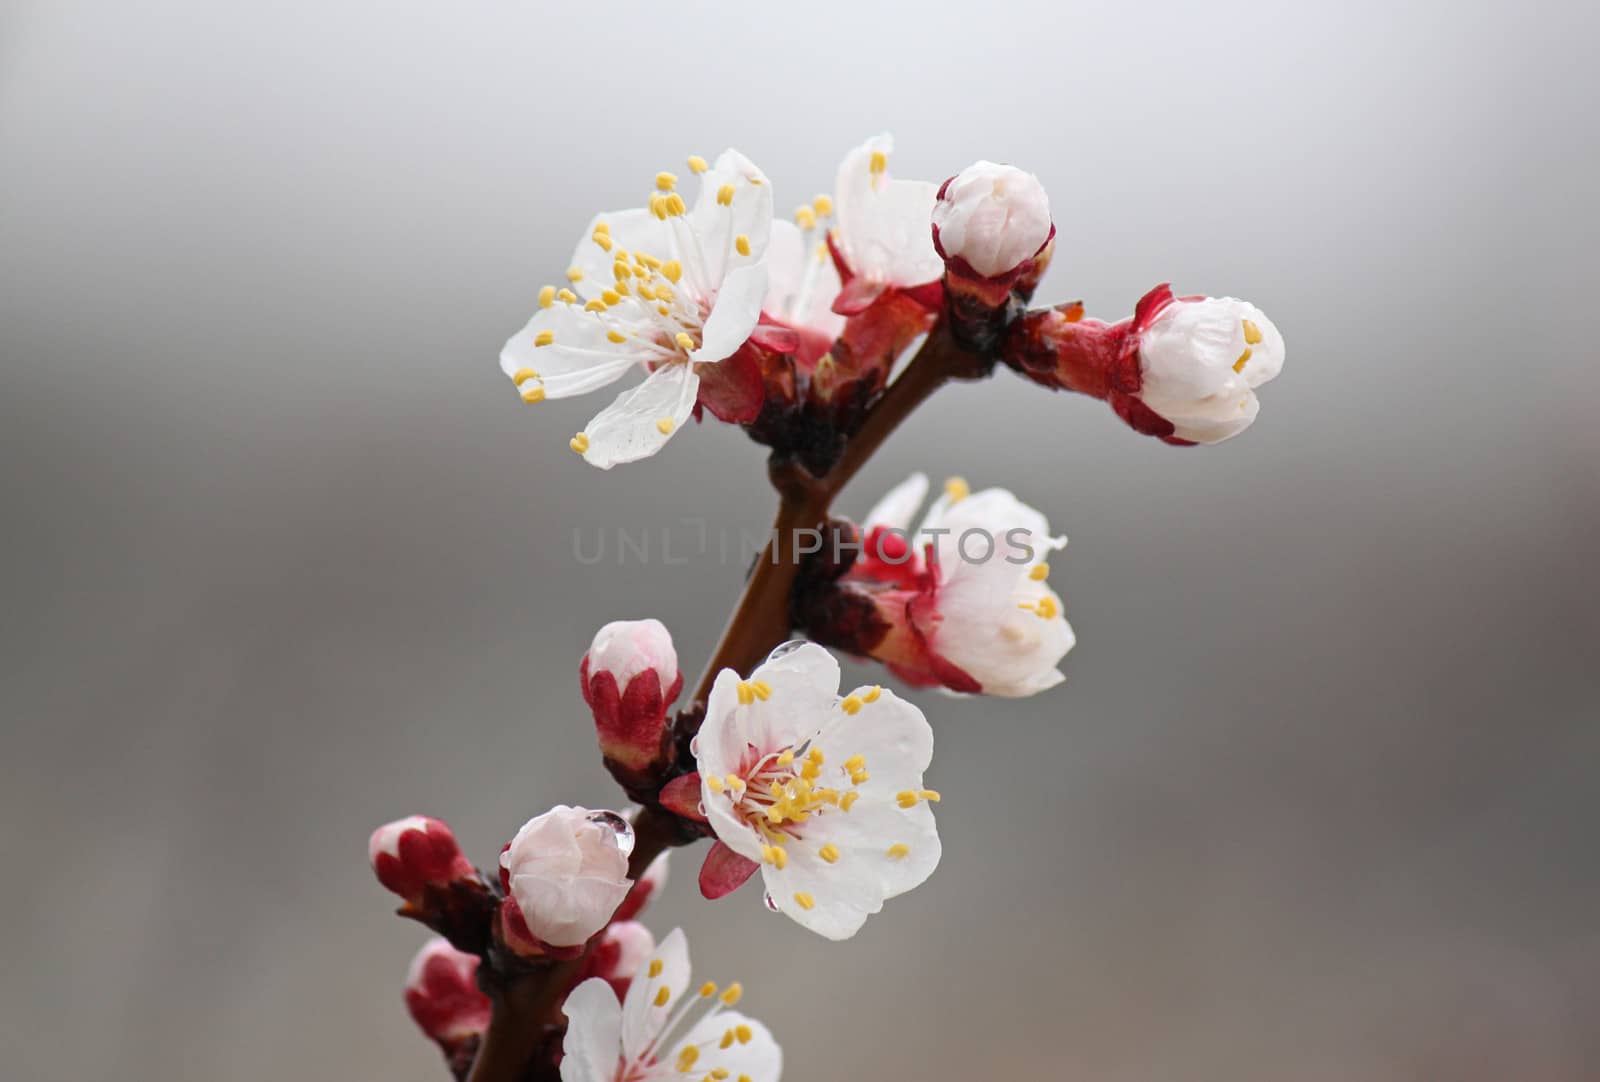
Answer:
2, 1, 1596, 1080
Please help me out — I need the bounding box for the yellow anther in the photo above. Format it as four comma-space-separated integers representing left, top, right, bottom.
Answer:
533, 329, 555, 347
736, 681, 754, 705
944, 476, 971, 503
839, 791, 859, 812
710, 1070, 730, 1081
666, 193, 687, 216
676, 1045, 698, 1071
716, 183, 736, 206
849, 769, 869, 785
593, 232, 613, 252
566, 267, 584, 282
656, 171, 678, 191
687, 155, 708, 174
760, 844, 778, 864
815, 242, 829, 261
520, 386, 545, 404
601, 289, 622, 306
719, 982, 743, 1005
585, 299, 607, 312
775, 749, 794, 767
862, 685, 882, 703
1035, 596, 1059, 619
869, 149, 888, 174
843, 754, 865, 773
1233, 348, 1253, 373
538, 285, 556, 308
557, 288, 578, 304
593, 221, 610, 235
735, 234, 751, 256
1030, 562, 1050, 581
657, 304, 671, 316
720, 1030, 736, 1050
656, 417, 675, 435
613, 262, 631, 280
655, 984, 673, 1009
735, 1024, 752, 1045
510, 367, 539, 384
663, 260, 683, 283
897, 790, 919, 808
794, 205, 817, 230
807, 746, 824, 764
570, 432, 590, 454
706, 774, 725, 793
649, 958, 664, 978
649, 193, 667, 219
751, 680, 772, 701
725, 773, 744, 792
841, 695, 863, 715
1242, 318, 1263, 345
919, 789, 941, 802
813, 194, 833, 217
819, 843, 840, 864
699, 981, 718, 998
800, 761, 821, 781
675, 332, 696, 352
771, 846, 788, 869
793, 892, 816, 910
638, 253, 662, 269
887, 843, 911, 860
613, 280, 631, 296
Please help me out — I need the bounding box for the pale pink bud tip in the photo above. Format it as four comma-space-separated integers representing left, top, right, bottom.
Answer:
582, 619, 682, 772
500, 805, 636, 948
404, 938, 490, 1047
368, 816, 476, 905
932, 161, 1053, 279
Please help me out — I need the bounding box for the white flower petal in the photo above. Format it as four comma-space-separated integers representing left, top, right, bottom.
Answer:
501, 304, 649, 400
832, 133, 893, 268
689, 148, 775, 287
863, 472, 929, 534
675, 1012, 782, 1082
934, 557, 1074, 697
619, 927, 690, 1062
559, 978, 622, 1082
764, 219, 845, 338
569, 208, 674, 302
580, 362, 701, 470
694, 262, 767, 364
868, 179, 944, 287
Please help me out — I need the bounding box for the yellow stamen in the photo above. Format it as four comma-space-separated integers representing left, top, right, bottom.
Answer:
1030, 562, 1050, 581
566, 267, 584, 282
557, 288, 577, 304
771, 846, 788, 869
716, 183, 735, 206
736, 681, 754, 705
1036, 596, 1059, 619
569, 432, 590, 454
655, 171, 678, 191
663, 260, 683, 283
807, 746, 824, 764
1233, 348, 1253, 373
656, 985, 673, 1009
735, 1024, 752, 1044
719, 982, 743, 1005
725, 773, 744, 792
1242, 319, 1263, 345
944, 476, 971, 503
675, 332, 696, 352
887, 843, 910, 860
843, 754, 865, 773
601, 289, 622, 306
813, 194, 833, 216
735, 234, 751, 257
649, 958, 664, 978
584, 299, 607, 312
510, 367, 539, 384
841, 695, 862, 715
613, 262, 631, 280
793, 892, 815, 910
919, 789, 941, 802
533, 330, 555, 347
593, 232, 613, 252
676, 1045, 698, 1071
666, 193, 687, 216
520, 387, 545, 404
869, 150, 888, 174
862, 686, 881, 703
656, 417, 675, 435
720, 1030, 736, 1050
593, 221, 610, 235
897, 790, 919, 808
818, 843, 840, 864
794, 205, 817, 230
706, 774, 725, 793
699, 981, 718, 998
839, 791, 859, 812
538, 285, 556, 308
687, 155, 708, 174
776, 749, 794, 767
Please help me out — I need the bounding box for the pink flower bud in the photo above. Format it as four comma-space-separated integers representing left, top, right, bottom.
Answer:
581, 619, 682, 776
499, 806, 635, 949
932, 161, 1054, 280
404, 937, 490, 1052
574, 919, 655, 1001
368, 816, 477, 907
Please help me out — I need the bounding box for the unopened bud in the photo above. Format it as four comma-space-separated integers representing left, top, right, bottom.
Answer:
499, 806, 635, 949
1135, 294, 1285, 445
581, 619, 682, 780
932, 161, 1054, 280
368, 816, 477, 907
404, 937, 490, 1052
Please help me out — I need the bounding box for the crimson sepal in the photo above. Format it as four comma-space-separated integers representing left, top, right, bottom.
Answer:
698, 841, 760, 900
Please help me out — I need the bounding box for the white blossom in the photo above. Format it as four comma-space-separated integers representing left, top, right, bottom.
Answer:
931, 160, 1053, 278
500, 806, 634, 948
1138, 297, 1286, 444
830, 134, 945, 294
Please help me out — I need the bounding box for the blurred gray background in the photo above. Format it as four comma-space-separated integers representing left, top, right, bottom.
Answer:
3, 1, 1596, 1079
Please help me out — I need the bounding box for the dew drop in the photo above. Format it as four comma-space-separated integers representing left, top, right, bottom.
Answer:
768, 639, 809, 660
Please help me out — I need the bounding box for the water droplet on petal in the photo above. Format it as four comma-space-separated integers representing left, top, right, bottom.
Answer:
586, 810, 634, 852
762, 891, 780, 912
769, 640, 809, 660
688, 735, 700, 756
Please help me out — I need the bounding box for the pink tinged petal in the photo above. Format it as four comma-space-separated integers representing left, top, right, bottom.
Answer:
694, 263, 768, 364
688, 148, 775, 285
863, 471, 929, 533
866, 179, 945, 287
559, 978, 623, 1082
619, 927, 690, 1063
580, 362, 701, 470
763, 220, 845, 338
698, 841, 761, 899
830, 276, 887, 316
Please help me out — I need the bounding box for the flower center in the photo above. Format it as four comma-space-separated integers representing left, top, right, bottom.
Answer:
621, 963, 755, 1082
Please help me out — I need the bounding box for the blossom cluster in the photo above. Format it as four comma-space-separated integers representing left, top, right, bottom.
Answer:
372, 130, 1287, 1082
